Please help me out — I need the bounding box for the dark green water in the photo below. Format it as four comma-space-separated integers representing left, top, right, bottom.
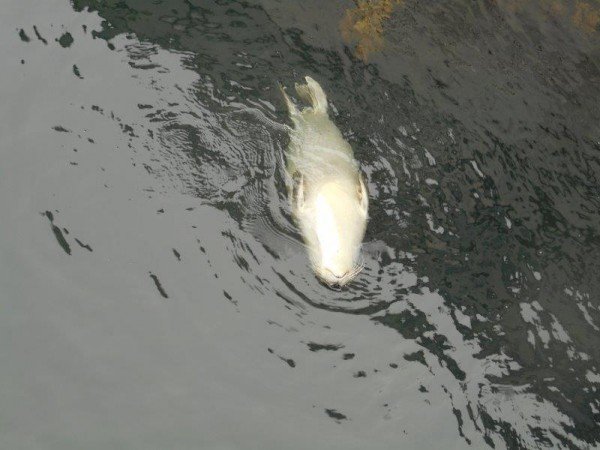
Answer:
1, 0, 599, 448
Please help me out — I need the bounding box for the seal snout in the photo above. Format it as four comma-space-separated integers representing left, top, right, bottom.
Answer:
316, 267, 355, 288
327, 268, 350, 283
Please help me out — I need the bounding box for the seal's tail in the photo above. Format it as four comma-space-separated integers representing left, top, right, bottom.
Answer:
295, 76, 328, 114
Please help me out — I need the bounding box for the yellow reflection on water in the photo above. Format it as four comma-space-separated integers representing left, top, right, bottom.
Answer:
340, 0, 598, 61
340, 0, 403, 61
572, 1, 600, 34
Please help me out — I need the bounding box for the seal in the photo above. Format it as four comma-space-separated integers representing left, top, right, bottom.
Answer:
281, 76, 368, 287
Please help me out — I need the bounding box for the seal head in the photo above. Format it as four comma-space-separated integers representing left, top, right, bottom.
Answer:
293, 173, 368, 287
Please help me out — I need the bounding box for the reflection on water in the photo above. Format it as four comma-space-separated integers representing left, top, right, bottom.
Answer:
341, 0, 600, 62
1, 0, 599, 448
340, 0, 404, 61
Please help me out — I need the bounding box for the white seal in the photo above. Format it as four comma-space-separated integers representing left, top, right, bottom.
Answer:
281, 76, 368, 287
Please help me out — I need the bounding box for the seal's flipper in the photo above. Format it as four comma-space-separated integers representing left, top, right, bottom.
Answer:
295, 76, 328, 114
279, 83, 299, 117
291, 171, 305, 212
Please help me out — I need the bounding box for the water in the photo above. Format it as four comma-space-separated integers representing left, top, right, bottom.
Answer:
1, 0, 599, 448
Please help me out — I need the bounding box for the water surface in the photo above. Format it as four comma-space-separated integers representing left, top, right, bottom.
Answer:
1, 0, 599, 448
